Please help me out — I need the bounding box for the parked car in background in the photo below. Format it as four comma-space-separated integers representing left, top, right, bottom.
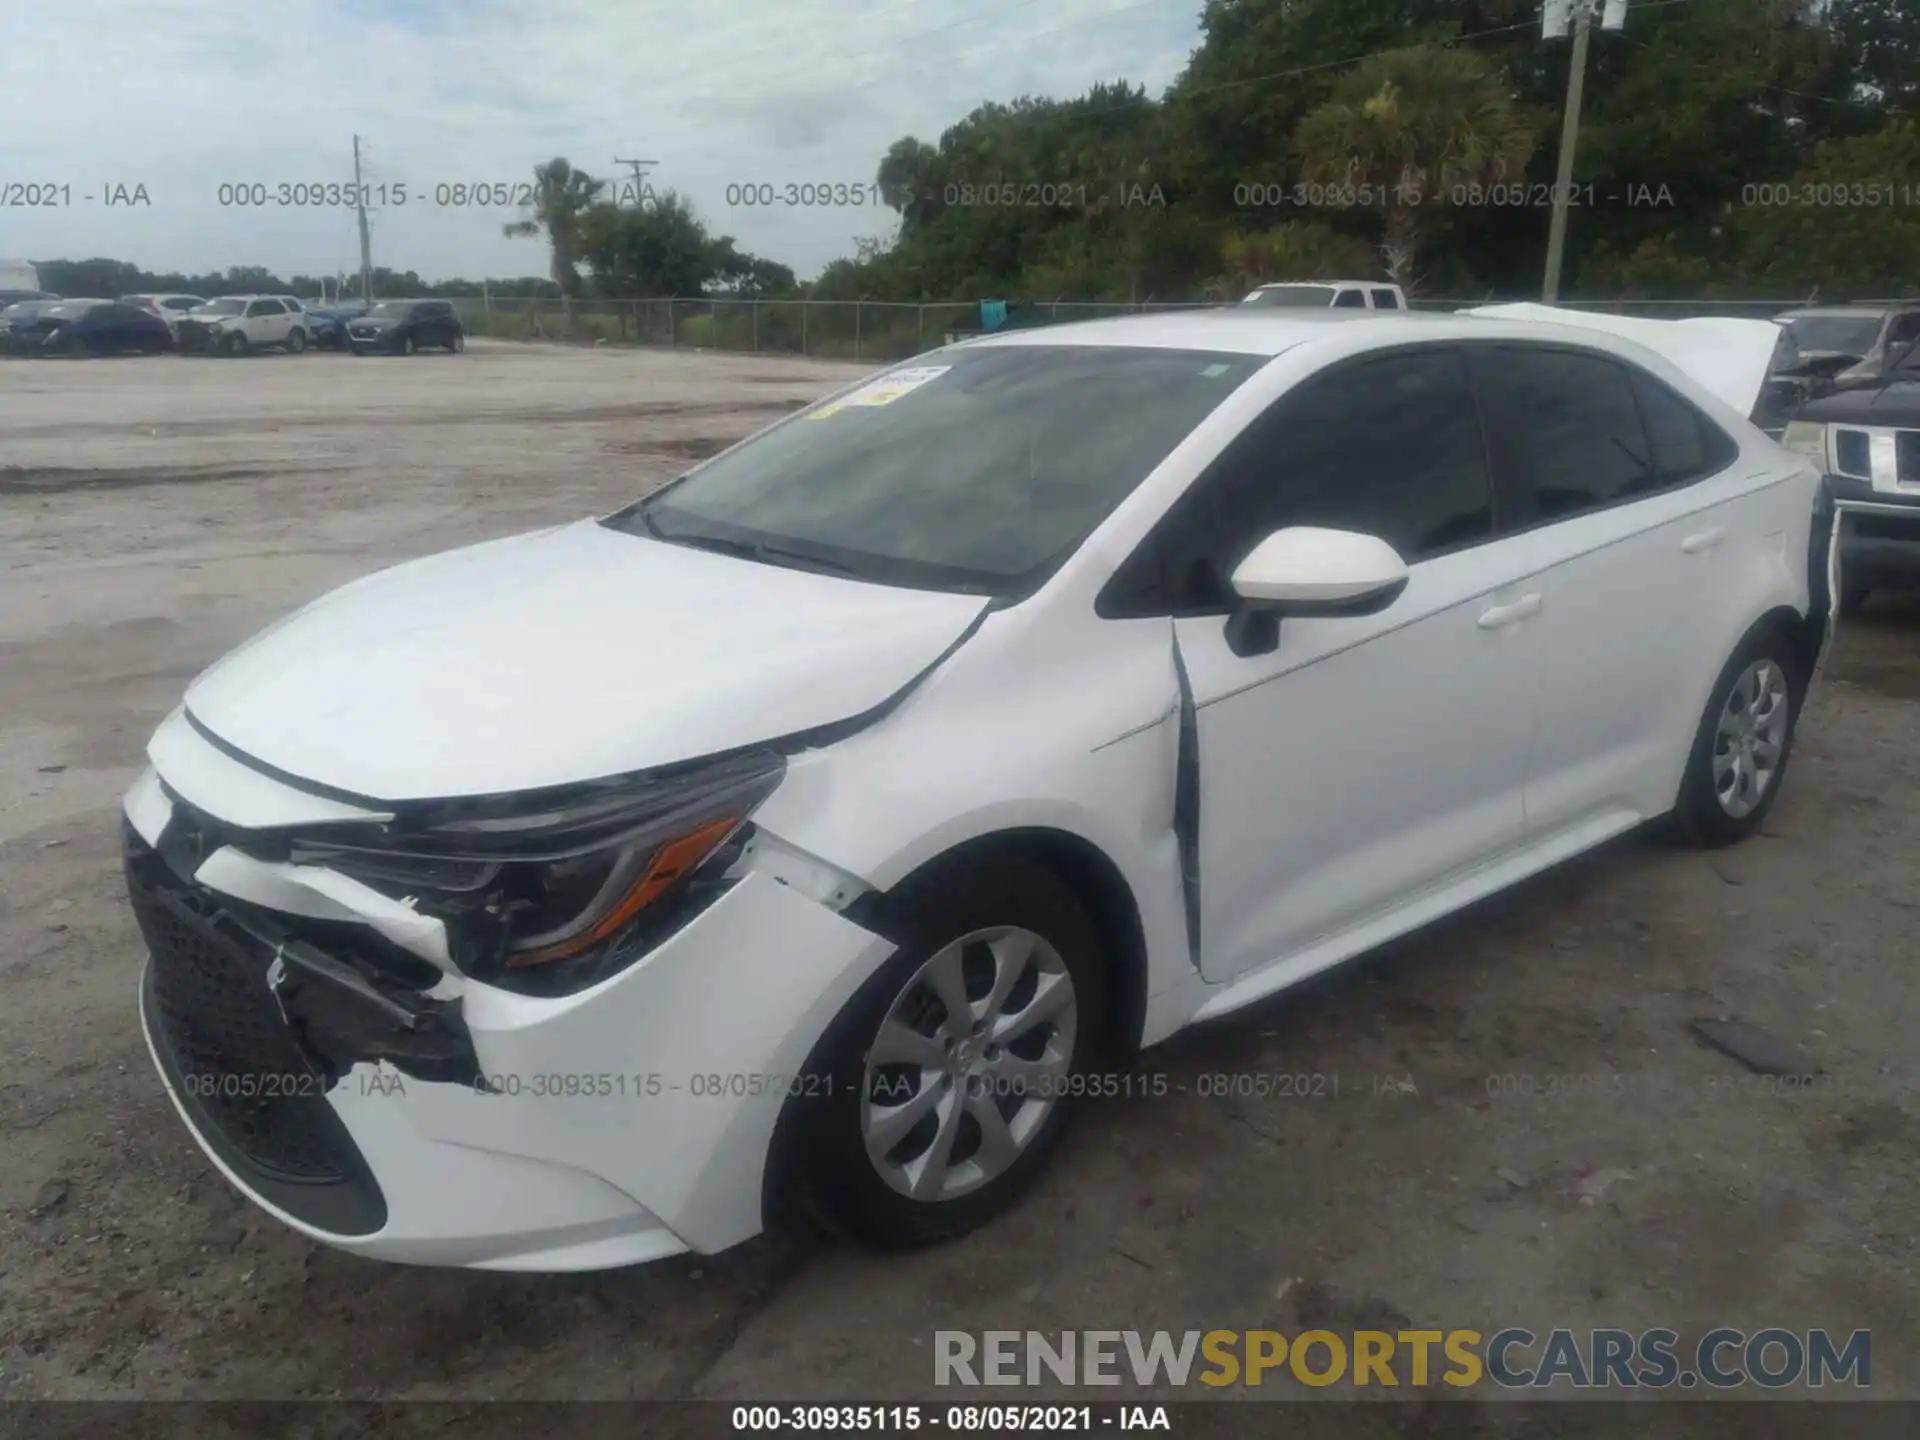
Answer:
175, 295, 310, 355
122, 293, 208, 342
0, 297, 77, 352
346, 298, 466, 354
0, 288, 58, 310
4, 298, 171, 356
1773, 305, 1920, 396
1783, 332, 1920, 615
305, 298, 370, 350
123, 307, 1822, 1272
1240, 281, 1408, 311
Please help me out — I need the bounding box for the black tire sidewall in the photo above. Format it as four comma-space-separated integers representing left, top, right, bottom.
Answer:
783, 854, 1107, 1249
1677, 626, 1803, 847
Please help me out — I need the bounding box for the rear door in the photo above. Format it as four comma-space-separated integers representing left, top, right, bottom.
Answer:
1465, 343, 1761, 836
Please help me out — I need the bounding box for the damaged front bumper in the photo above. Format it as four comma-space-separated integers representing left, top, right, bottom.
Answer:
124, 750, 898, 1270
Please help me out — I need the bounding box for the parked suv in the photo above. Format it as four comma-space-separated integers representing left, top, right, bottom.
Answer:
1240, 280, 1408, 311
124, 308, 1821, 1273
346, 298, 465, 354
1783, 331, 1920, 614
176, 295, 310, 355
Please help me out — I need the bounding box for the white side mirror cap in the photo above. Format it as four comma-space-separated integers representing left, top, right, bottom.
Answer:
1230, 526, 1410, 608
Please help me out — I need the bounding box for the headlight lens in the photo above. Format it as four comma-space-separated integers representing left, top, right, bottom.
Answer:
289, 750, 786, 986
1781, 420, 1828, 465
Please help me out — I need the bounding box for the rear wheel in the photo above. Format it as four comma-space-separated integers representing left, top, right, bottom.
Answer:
1674, 628, 1802, 848
776, 855, 1106, 1249
286, 328, 307, 354
448, 331, 464, 353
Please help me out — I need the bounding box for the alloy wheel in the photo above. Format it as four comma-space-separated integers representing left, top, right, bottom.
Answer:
861, 926, 1077, 1203
1712, 659, 1789, 818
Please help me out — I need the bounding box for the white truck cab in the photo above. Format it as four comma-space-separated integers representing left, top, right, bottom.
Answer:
1240, 280, 1408, 312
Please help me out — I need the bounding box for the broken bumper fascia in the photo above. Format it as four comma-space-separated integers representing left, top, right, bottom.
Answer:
125, 751, 898, 1270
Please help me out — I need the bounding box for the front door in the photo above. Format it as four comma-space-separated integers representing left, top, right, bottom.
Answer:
1151, 346, 1548, 982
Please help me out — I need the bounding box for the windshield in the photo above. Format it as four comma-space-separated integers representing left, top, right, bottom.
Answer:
1242, 286, 1337, 308
609, 344, 1265, 596
368, 301, 416, 316
198, 298, 245, 316
1783, 315, 1883, 355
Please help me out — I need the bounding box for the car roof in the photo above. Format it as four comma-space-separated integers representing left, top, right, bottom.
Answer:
1250, 279, 1393, 289
963, 308, 1473, 357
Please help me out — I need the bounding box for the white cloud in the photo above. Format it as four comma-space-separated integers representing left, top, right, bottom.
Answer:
0, 0, 1202, 283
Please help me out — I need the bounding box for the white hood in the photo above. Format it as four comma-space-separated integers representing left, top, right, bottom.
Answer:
1463, 302, 1780, 417
182, 519, 989, 802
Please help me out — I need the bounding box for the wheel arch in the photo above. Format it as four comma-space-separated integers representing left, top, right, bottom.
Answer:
759, 825, 1151, 1237
844, 827, 1151, 1064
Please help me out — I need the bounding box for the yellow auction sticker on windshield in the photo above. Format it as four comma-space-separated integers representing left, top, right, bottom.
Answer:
808, 365, 951, 419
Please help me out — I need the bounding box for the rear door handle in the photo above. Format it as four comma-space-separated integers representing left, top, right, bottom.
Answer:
1477, 593, 1543, 629
1681, 525, 1727, 554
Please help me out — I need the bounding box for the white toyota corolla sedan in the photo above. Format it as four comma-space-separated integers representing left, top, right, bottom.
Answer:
123, 306, 1830, 1271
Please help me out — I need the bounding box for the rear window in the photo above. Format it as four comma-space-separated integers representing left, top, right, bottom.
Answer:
1371, 289, 1401, 310
1242, 286, 1335, 309
1470, 346, 1658, 525
1628, 370, 1738, 485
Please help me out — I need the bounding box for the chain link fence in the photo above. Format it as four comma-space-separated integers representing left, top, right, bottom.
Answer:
453, 297, 1219, 361
452, 293, 1920, 360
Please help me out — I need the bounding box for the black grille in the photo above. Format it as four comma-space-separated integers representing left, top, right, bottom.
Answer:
1834, 428, 1871, 479
1897, 430, 1920, 485
129, 864, 351, 1183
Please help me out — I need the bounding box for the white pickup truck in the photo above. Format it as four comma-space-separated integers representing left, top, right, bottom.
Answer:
1240, 280, 1409, 311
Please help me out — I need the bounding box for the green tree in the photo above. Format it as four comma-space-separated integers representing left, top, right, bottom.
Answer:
1295, 47, 1539, 286
503, 158, 606, 315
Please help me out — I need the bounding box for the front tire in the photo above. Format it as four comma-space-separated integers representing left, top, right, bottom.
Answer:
223, 331, 248, 357
448, 331, 464, 353
778, 855, 1107, 1249
1674, 627, 1803, 848
401, 333, 416, 356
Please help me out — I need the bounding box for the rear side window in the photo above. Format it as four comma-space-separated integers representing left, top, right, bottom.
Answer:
1468, 347, 1655, 527
1333, 289, 1366, 309
1628, 369, 1737, 485
1371, 289, 1401, 310
1107, 348, 1494, 613
246, 299, 284, 317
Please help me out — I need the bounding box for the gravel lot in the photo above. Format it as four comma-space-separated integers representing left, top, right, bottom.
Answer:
2, 343, 1917, 1424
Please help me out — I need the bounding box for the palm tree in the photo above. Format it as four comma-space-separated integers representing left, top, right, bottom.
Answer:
1295, 48, 1539, 288
503, 158, 606, 322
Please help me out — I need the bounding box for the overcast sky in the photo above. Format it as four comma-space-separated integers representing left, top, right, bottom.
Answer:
0, 0, 1202, 284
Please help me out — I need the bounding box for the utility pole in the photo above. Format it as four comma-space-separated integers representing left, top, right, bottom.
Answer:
613, 157, 657, 208
353, 134, 374, 302
1542, 0, 1628, 303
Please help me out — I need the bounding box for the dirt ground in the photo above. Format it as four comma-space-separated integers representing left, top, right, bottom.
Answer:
2, 342, 1917, 1423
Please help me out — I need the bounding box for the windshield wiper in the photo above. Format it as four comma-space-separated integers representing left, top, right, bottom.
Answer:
648, 523, 858, 577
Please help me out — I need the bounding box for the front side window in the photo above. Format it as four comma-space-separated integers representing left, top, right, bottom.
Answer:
1468, 346, 1655, 526
1107, 347, 1494, 614
246, 299, 284, 317
608, 345, 1268, 596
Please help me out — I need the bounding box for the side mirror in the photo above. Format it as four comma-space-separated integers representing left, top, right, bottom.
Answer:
1223, 526, 1410, 657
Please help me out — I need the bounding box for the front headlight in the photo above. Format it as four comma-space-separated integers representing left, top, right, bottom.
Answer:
1781, 420, 1829, 465
288, 750, 785, 989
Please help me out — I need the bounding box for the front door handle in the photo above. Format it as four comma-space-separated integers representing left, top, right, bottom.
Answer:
1681, 525, 1727, 554
1477, 593, 1543, 629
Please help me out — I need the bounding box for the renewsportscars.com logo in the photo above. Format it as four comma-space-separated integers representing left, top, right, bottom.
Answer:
934, 1328, 1871, 1390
